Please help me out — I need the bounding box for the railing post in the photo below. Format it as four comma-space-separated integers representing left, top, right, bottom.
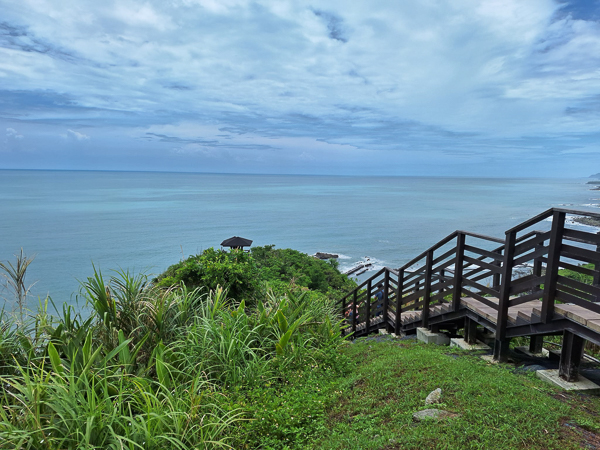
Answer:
541, 211, 566, 324
394, 269, 404, 335
383, 269, 390, 329
352, 290, 357, 335
533, 231, 544, 293
452, 232, 465, 312
494, 229, 516, 362
529, 335, 544, 354
422, 250, 433, 328
366, 279, 372, 334
341, 294, 347, 336
559, 330, 585, 382
593, 231, 600, 302
492, 258, 501, 289
464, 317, 477, 345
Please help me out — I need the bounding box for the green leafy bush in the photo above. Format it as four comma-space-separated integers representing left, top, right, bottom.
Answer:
154, 248, 262, 302
154, 246, 356, 304
251, 245, 355, 298
558, 263, 594, 285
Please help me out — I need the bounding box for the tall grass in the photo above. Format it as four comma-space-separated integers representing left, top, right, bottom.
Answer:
176, 287, 345, 388
0, 337, 238, 449
0, 265, 347, 449
0, 248, 36, 321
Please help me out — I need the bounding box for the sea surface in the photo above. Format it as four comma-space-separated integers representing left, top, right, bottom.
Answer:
0, 170, 598, 311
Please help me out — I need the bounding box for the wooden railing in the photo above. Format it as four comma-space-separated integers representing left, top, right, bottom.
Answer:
340, 207, 600, 361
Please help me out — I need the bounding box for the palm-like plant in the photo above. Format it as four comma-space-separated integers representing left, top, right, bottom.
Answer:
0, 248, 36, 321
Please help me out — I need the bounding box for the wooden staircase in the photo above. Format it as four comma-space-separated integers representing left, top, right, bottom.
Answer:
339, 207, 600, 383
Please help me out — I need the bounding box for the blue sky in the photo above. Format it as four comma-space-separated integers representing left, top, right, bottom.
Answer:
1, 0, 599, 176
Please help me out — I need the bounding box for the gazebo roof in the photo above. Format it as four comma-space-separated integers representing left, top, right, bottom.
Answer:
220, 236, 253, 248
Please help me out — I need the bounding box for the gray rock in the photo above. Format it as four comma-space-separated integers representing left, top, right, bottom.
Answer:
425, 388, 442, 405
412, 409, 458, 422
314, 252, 338, 259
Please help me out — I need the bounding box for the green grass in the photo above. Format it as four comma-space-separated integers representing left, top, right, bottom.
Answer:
235, 337, 600, 450
316, 338, 600, 450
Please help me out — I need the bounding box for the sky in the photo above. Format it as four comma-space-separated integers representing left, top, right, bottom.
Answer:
1, 0, 600, 177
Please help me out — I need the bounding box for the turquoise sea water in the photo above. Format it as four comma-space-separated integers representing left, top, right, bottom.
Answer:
0, 170, 598, 310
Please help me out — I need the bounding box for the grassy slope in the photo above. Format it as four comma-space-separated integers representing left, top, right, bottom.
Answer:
252, 336, 600, 450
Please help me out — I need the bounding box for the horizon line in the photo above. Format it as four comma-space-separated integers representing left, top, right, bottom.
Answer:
0, 167, 593, 180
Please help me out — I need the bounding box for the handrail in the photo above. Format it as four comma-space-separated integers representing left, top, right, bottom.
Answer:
506, 208, 600, 234
458, 230, 505, 244
554, 207, 600, 220
340, 207, 600, 366
399, 231, 458, 271
338, 267, 387, 304
399, 230, 505, 273
506, 208, 554, 234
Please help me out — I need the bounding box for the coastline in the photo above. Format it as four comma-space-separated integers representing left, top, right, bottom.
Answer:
572, 215, 600, 229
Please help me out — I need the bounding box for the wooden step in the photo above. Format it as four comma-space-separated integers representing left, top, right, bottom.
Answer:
430, 305, 443, 316
507, 310, 519, 324
507, 301, 543, 324
402, 311, 422, 324
441, 303, 453, 313
461, 297, 498, 323
533, 303, 600, 332
517, 310, 534, 322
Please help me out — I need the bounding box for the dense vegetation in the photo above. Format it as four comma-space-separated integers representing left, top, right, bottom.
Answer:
154, 246, 355, 302
2, 249, 600, 449
0, 248, 354, 449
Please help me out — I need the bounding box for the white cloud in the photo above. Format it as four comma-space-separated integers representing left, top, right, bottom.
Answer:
0, 0, 599, 175
298, 152, 316, 161
6, 128, 24, 139
66, 129, 90, 141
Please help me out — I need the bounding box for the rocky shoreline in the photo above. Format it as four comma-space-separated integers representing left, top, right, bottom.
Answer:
573, 216, 600, 228
314, 252, 338, 260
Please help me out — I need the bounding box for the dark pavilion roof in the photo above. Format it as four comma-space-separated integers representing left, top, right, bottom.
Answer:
220, 236, 253, 248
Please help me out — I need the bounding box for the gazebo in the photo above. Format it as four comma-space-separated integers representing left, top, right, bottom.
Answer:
221, 236, 253, 251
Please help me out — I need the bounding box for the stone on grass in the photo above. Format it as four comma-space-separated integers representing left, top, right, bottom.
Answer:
425, 388, 442, 405
412, 409, 459, 422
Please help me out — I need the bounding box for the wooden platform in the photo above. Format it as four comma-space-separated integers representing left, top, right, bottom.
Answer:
460, 297, 543, 325
543, 303, 600, 333
341, 207, 600, 378
351, 297, 600, 338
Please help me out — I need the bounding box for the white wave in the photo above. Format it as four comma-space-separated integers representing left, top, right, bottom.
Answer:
341, 256, 387, 276
565, 215, 600, 231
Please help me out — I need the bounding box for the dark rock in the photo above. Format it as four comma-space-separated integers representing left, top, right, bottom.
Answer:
314, 252, 338, 259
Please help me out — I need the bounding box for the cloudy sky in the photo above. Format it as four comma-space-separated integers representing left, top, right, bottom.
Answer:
1, 0, 599, 176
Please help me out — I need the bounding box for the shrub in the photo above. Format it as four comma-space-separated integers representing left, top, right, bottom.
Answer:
154, 248, 262, 302
251, 246, 355, 298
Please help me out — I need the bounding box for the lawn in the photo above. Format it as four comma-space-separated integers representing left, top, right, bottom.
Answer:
270, 336, 600, 450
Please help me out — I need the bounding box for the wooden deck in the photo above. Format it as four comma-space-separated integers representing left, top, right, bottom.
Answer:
353, 297, 600, 340
340, 207, 600, 383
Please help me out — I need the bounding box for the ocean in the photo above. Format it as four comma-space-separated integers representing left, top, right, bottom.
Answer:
0, 169, 598, 311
